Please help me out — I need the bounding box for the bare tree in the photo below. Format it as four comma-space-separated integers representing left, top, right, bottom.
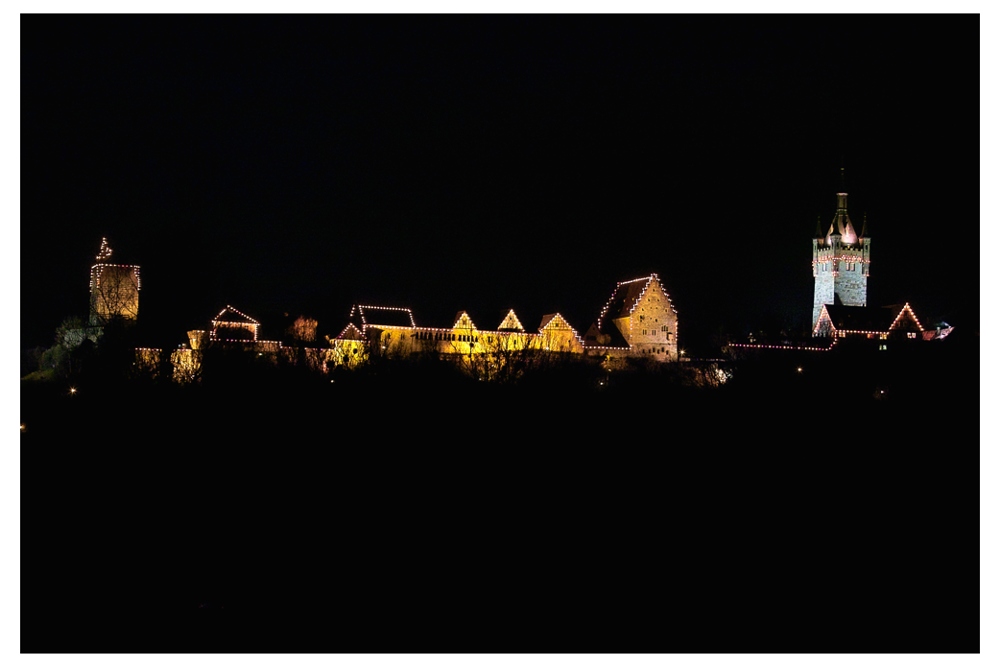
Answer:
170, 349, 204, 384
463, 330, 540, 385
89, 264, 140, 326
287, 316, 318, 345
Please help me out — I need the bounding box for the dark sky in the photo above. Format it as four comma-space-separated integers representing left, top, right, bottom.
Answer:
20, 14, 980, 353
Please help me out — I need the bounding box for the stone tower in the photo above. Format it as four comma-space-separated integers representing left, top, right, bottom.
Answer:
89, 237, 141, 326
811, 190, 870, 333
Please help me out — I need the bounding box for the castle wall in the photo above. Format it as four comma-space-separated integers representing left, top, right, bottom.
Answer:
833, 258, 867, 308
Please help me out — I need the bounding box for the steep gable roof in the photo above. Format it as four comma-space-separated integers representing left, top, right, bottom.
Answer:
452, 311, 477, 329
596, 274, 674, 330
335, 323, 365, 340
538, 312, 575, 332
497, 309, 525, 332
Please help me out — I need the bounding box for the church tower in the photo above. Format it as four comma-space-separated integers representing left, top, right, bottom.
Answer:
811, 186, 871, 333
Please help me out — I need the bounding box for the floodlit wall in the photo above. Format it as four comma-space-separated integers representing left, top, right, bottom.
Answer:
89, 264, 140, 325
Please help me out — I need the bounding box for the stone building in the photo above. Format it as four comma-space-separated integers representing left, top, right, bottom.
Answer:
583, 273, 679, 361
329, 272, 681, 368
89, 237, 140, 326
811, 191, 871, 332
808, 184, 949, 343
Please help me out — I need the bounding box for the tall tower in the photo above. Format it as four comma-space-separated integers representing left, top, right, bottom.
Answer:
89, 237, 141, 326
811, 189, 870, 333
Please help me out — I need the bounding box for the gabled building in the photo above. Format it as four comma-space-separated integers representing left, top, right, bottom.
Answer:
813, 303, 925, 341
584, 273, 679, 361
186, 305, 281, 351
334, 303, 586, 360
210, 305, 260, 342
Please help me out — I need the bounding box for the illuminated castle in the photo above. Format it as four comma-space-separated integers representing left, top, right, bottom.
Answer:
811, 190, 871, 332
89, 237, 141, 326
809, 190, 948, 342
333, 273, 681, 365
583, 273, 679, 361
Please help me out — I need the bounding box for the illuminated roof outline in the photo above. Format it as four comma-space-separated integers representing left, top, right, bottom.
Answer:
815, 303, 924, 335
595, 273, 676, 331
350, 304, 417, 328
497, 309, 525, 332
212, 305, 260, 325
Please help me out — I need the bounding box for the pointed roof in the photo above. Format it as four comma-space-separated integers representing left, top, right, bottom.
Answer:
335, 323, 365, 340
826, 192, 859, 245
452, 311, 476, 329
596, 273, 673, 329
538, 313, 585, 350
497, 309, 525, 332
212, 305, 259, 325
538, 312, 575, 331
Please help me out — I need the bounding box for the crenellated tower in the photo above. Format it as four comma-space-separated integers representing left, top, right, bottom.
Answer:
811, 190, 870, 333
89, 237, 141, 326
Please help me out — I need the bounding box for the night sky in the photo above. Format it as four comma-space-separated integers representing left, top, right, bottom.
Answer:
20, 14, 980, 354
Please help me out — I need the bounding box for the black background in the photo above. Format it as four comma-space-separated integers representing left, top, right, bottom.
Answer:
21, 14, 979, 355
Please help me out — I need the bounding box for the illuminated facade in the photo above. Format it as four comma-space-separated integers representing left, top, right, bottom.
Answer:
812, 191, 870, 332
187, 305, 281, 351
338, 305, 587, 360
583, 273, 679, 361
808, 188, 946, 343
333, 273, 680, 367
89, 238, 140, 326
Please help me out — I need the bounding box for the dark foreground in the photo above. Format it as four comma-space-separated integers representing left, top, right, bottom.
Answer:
20, 338, 980, 653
